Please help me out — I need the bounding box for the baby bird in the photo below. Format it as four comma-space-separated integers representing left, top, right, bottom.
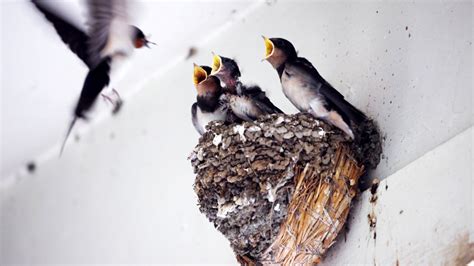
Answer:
211, 54, 283, 121
191, 64, 228, 135
263, 37, 366, 139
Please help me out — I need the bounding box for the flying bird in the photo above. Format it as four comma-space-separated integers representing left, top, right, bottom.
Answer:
211, 54, 283, 121
31, 0, 154, 154
262, 37, 366, 139
191, 64, 229, 135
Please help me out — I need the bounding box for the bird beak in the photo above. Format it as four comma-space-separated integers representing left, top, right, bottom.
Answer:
193, 64, 208, 86
211, 53, 222, 75
262, 35, 274, 59
144, 39, 156, 48
143, 34, 156, 48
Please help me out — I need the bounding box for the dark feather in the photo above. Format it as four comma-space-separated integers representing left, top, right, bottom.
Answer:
201, 65, 212, 75
191, 102, 202, 134
59, 116, 77, 156
239, 84, 284, 114
294, 57, 366, 123
74, 57, 111, 118
196, 93, 221, 113
225, 110, 242, 124
32, 0, 94, 68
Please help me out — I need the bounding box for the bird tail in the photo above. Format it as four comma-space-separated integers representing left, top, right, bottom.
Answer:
344, 102, 367, 123
350, 118, 383, 169
59, 117, 78, 157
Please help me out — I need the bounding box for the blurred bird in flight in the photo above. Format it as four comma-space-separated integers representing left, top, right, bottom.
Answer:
31, 0, 154, 154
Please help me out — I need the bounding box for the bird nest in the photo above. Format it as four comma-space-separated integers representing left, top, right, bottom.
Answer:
189, 113, 381, 264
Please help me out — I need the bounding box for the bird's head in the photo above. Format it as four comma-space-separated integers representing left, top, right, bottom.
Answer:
131, 25, 155, 49
210, 54, 241, 89
193, 64, 221, 96
262, 36, 297, 69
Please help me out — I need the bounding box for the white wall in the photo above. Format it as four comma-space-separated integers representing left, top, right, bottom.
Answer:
322, 127, 473, 266
1, 0, 255, 179
1, 0, 472, 264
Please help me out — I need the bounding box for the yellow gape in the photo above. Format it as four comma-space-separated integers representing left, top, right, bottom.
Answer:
193, 64, 208, 86
211, 54, 222, 75
263, 37, 274, 58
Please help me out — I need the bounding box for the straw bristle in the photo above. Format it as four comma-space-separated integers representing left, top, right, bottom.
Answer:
190, 113, 375, 264
260, 147, 364, 264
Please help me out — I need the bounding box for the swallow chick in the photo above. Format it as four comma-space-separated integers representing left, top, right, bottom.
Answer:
211, 54, 283, 121
210, 53, 241, 94
191, 64, 229, 135
31, 0, 154, 154
263, 37, 366, 139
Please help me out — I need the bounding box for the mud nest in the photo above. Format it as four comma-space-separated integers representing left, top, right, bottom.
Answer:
189, 113, 382, 263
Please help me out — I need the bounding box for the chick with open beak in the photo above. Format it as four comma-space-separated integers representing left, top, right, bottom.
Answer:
263, 36, 367, 139
210, 53, 241, 93
210, 53, 283, 122
191, 64, 229, 135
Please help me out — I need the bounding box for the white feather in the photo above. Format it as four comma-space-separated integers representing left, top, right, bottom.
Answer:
100, 17, 133, 58
195, 107, 227, 134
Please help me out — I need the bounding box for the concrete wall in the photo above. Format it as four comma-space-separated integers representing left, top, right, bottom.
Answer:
1, 0, 255, 179
322, 127, 473, 266
1, 0, 472, 264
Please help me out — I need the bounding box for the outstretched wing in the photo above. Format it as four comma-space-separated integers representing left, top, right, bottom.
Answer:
31, 0, 93, 68
86, 0, 133, 68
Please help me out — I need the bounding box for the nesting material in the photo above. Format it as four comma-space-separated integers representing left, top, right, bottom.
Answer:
190, 113, 381, 263
259, 148, 364, 264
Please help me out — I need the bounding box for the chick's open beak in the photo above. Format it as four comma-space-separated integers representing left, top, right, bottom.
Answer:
263, 36, 274, 59
211, 54, 222, 75
193, 64, 208, 86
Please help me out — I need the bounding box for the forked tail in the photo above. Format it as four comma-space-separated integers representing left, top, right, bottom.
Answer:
59, 117, 78, 156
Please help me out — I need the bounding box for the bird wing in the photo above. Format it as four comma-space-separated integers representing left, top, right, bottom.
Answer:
241, 84, 284, 114
292, 57, 366, 122
294, 57, 345, 100
191, 102, 204, 135
218, 93, 242, 123
74, 57, 111, 118
86, 0, 133, 68
229, 95, 264, 121
31, 0, 94, 68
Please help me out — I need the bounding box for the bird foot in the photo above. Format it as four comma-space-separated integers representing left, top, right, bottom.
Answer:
101, 88, 123, 115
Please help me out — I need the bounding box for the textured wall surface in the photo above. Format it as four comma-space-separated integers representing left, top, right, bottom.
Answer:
322, 127, 473, 266
1, 0, 472, 264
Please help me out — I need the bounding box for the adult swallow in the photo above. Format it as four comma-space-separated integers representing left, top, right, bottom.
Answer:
211, 54, 283, 121
191, 64, 229, 135
31, 0, 154, 154
263, 37, 366, 139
